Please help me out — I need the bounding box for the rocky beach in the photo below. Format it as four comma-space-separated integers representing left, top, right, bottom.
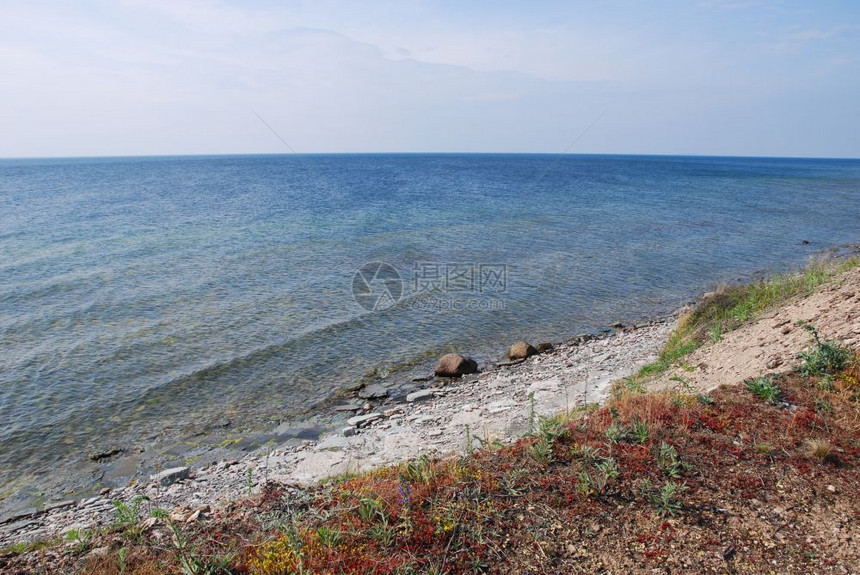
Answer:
0, 319, 673, 548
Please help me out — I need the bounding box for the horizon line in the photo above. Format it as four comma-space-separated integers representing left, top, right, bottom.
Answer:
2, 151, 859, 162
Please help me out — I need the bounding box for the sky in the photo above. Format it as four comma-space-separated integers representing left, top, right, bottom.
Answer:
0, 0, 858, 158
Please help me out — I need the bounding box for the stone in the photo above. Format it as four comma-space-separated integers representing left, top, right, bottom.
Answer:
434, 353, 478, 377
508, 341, 537, 360
407, 389, 436, 403
766, 355, 783, 369
44, 500, 75, 512
138, 517, 159, 531
333, 403, 362, 412
88, 447, 124, 462
347, 413, 383, 428
535, 342, 554, 353
152, 466, 190, 487
342, 426, 358, 437
88, 546, 110, 559
358, 384, 389, 400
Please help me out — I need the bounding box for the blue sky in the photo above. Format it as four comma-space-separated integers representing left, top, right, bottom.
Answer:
1, 0, 858, 158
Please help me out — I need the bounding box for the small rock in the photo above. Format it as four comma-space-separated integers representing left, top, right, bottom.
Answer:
88, 546, 110, 559
342, 426, 358, 437
407, 389, 436, 403
383, 407, 403, 417
170, 508, 190, 523
138, 517, 159, 531
358, 384, 389, 400
44, 500, 75, 512
766, 355, 783, 369
333, 403, 362, 412
88, 447, 124, 462
535, 342, 553, 353
508, 341, 537, 360
611, 322, 624, 329
434, 353, 478, 377
152, 466, 190, 487
347, 413, 383, 428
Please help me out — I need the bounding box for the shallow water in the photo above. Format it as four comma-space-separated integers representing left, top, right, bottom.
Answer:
1, 153, 858, 500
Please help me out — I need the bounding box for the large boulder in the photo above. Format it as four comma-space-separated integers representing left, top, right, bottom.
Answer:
434, 353, 478, 377
509, 341, 538, 360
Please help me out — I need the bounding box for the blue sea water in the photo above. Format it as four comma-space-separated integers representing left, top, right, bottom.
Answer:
0, 153, 858, 505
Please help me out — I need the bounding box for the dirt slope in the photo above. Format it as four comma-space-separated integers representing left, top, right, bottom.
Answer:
653, 265, 860, 393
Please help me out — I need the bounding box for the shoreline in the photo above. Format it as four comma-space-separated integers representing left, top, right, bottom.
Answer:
0, 317, 675, 546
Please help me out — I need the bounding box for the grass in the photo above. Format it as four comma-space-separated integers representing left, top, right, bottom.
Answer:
617, 256, 858, 395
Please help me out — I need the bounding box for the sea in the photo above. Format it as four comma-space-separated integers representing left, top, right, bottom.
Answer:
1, 153, 858, 512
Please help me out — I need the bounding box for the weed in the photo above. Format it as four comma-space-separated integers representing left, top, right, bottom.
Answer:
65, 528, 94, 553
657, 442, 691, 478
402, 455, 435, 485
574, 446, 619, 496
746, 375, 781, 403
708, 323, 723, 343
358, 497, 384, 523
315, 525, 342, 549
370, 514, 395, 547
116, 547, 129, 574
696, 394, 715, 405
605, 421, 627, 444
631, 418, 649, 443
651, 481, 687, 517
818, 375, 836, 392
798, 323, 852, 376
528, 437, 554, 466
527, 391, 536, 435
164, 516, 234, 575
113, 496, 149, 534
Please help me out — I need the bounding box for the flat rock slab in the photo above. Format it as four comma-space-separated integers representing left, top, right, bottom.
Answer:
406, 389, 436, 402
151, 467, 189, 487
347, 413, 383, 428
358, 384, 389, 400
